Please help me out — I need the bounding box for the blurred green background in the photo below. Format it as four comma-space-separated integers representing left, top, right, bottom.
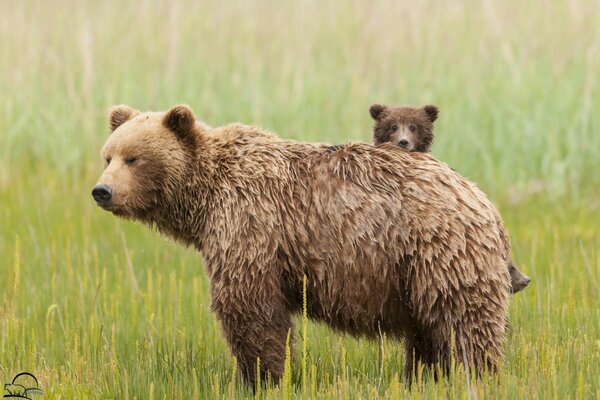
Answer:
1, 1, 599, 398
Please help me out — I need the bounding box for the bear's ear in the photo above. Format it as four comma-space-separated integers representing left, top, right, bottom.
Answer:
369, 104, 386, 120
109, 105, 140, 132
423, 105, 439, 122
163, 105, 196, 138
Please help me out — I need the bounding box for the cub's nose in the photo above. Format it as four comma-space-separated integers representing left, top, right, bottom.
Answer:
92, 184, 113, 203
398, 139, 409, 148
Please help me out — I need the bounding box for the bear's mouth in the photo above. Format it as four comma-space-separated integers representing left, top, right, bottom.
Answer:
96, 198, 128, 212
100, 203, 131, 218
100, 203, 122, 211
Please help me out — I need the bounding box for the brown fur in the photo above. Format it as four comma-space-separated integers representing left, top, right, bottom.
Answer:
93, 105, 511, 387
370, 103, 530, 294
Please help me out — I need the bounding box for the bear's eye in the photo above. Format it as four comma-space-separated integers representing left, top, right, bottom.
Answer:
105, 157, 111, 166
409, 124, 417, 133
390, 124, 398, 132
125, 157, 138, 165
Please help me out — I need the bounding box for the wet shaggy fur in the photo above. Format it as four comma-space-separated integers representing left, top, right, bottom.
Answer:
370, 103, 530, 293
93, 105, 511, 387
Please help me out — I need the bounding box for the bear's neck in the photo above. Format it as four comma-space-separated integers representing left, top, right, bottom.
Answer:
143, 128, 296, 256
146, 139, 218, 251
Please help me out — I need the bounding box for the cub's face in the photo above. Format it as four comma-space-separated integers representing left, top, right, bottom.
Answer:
92, 105, 196, 219
370, 104, 438, 152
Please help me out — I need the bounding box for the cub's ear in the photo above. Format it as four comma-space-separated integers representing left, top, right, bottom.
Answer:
369, 104, 386, 120
109, 105, 140, 132
423, 105, 439, 122
163, 105, 195, 137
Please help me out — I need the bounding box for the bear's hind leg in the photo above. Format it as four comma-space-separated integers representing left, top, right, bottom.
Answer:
404, 332, 425, 382
404, 329, 449, 383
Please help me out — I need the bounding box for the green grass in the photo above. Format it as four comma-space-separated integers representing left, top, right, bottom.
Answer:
1, 0, 599, 398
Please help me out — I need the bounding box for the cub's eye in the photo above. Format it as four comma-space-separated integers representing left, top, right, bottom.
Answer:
105, 157, 111, 165
409, 124, 417, 132
125, 157, 138, 165
390, 124, 398, 132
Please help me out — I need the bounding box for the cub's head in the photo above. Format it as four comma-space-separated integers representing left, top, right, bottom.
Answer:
92, 104, 199, 219
369, 104, 438, 152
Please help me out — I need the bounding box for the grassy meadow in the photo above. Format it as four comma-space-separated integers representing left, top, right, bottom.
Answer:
1, 0, 599, 398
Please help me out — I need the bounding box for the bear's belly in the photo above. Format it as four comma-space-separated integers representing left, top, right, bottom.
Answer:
304, 276, 413, 338
284, 255, 414, 338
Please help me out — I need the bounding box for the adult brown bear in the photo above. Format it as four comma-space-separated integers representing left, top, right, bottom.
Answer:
92, 105, 510, 387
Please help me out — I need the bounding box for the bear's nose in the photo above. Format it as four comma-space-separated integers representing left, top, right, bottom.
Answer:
398, 139, 409, 148
92, 184, 113, 203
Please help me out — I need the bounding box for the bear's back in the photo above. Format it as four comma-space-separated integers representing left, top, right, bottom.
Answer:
201, 126, 509, 337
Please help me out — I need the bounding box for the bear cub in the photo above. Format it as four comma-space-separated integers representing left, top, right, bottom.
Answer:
370, 103, 438, 152
369, 103, 531, 293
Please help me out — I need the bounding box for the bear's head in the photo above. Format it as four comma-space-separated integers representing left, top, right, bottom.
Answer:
369, 104, 438, 152
508, 263, 531, 293
92, 104, 199, 219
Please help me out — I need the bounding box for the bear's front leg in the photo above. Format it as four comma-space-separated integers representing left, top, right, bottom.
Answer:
210, 269, 292, 387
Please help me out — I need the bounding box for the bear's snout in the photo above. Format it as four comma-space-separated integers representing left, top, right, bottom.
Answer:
513, 275, 531, 293
398, 139, 410, 148
92, 184, 113, 204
